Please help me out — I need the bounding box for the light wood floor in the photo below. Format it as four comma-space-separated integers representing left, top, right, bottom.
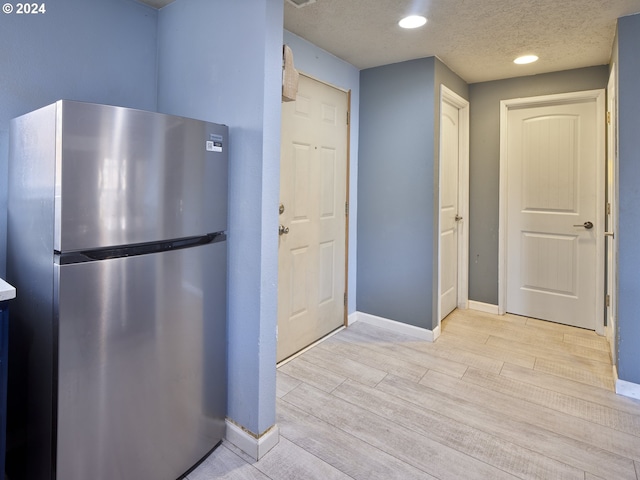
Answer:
188, 309, 640, 480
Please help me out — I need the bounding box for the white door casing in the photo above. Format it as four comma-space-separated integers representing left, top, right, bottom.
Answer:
438, 86, 470, 325
277, 73, 349, 362
499, 90, 605, 333
606, 68, 618, 361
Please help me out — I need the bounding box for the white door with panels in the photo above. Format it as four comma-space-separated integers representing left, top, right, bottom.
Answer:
504, 92, 604, 330
439, 86, 469, 323
277, 74, 348, 362
440, 100, 460, 319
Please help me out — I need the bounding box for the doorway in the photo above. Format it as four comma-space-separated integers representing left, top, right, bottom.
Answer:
438, 85, 470, 328
277, 73, 350, 362
499, 90, 605, 333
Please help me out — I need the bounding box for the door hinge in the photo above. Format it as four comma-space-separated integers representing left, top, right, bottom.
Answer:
606, 294, 610, 307
607, 111, 611, 125
607, 202, 611, 215
345, 202, 349, 216
346, 111, 350, 126
344, 292, 347, 306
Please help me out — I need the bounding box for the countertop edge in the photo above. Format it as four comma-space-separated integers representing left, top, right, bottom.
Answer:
0, 278, 16, 302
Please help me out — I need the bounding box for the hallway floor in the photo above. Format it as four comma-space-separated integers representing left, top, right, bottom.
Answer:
188, 309, 640, 480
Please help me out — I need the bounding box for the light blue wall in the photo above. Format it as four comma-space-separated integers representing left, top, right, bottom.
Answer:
157, 0, 283, 435
358, 58, 436, 329
283, 30, 360, 315
0, 0, 158, 277
616, 13, 640, 385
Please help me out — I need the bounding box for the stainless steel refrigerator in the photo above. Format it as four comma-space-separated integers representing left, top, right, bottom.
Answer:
6, 101, 228, 480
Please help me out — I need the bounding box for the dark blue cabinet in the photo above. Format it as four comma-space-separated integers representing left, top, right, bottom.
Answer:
0, 302, 8, 479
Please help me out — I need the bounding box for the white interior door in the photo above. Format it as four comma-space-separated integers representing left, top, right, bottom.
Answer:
440, 100, 460, 320
606, 69, 618, 360
505, 94, 603, 330
277, 74, 348, 362
438, 86, 469, 325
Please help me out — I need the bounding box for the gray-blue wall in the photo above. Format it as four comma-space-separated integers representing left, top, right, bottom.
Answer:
616, 13, 640, 385
358, 57, 469, 331
358, 58, 436, 329
157, 0, 283, 436
468, 66, 609, 305
0, 0, 158, 277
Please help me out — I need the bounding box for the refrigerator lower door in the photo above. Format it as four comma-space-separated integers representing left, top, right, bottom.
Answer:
55, 241, 226, 480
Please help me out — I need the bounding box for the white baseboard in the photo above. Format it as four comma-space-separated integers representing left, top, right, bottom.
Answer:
468, 300, 500, 315
225, 420, 279, 460
347, 311, 359, 326
433, 324, 441, 341
615, 377, 640, 401
354, 311, 435, 342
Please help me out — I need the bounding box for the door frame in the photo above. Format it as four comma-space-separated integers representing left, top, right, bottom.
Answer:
498, 89, 606, 335
437, 85, 470, 329
606, 66, 618, 361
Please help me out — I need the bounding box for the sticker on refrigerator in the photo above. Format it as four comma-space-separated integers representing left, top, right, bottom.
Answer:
207, 134, 223, 153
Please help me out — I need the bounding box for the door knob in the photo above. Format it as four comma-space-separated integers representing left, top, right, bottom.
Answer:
279, 225, 289, 236
455, 215, 463, 221
573, 221, 594, 229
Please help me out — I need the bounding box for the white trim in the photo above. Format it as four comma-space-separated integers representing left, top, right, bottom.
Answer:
468, 300, 500, 315
498, 99, 508, 316
225, 420, 280, 461
615, 378, 640, 401
432, 324, 441, 341
498, 89, 606, 333
437, 85, 470, 328
355, 311, 435, 342
606, 65, 619, 362
347, 311, 359, 326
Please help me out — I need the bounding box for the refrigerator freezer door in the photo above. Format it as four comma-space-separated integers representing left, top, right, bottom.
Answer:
55, 101, 228, 252
55, 242, 227, 480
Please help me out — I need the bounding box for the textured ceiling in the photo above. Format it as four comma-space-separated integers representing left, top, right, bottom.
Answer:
138, 0, 640, 83
284, 0, 640, 83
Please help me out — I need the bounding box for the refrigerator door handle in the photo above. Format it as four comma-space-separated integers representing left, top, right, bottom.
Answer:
57, 232, 226, 265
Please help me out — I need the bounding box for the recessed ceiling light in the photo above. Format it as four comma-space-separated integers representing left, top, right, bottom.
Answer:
514, 55, 539, 65
399, 15, 427, 29
285, 0, 316, 7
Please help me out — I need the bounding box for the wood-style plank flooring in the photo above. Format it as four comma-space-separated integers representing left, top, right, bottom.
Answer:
188, 309, 640, 480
